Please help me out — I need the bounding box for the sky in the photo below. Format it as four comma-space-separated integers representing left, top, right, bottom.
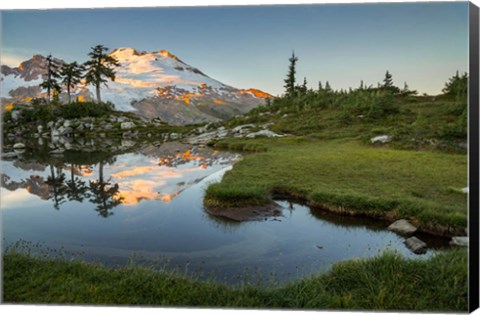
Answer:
0, 1, 470, 96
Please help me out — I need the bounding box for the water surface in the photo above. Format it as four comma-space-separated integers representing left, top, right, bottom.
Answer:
1, 142, 445, 284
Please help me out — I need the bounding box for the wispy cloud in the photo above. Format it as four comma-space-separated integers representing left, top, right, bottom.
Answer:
1, 47, 47, 66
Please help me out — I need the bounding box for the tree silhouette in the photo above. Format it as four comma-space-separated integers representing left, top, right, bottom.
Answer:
381, 70, 400, 94
40, 54, 62, 101
84, 45, 120, 103
61, 62, 85, 104
65, 163, 90, 203
45, 164, 68, 210
283, 51, 298, 97
88, 160, 122, 218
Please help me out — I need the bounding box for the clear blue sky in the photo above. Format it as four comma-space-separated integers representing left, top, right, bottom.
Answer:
1, 2, 469, 95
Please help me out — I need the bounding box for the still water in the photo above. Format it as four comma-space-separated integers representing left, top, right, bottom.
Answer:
1, 142, 444, 284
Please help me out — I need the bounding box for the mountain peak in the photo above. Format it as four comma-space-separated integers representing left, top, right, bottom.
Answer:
110, 47, 181, 62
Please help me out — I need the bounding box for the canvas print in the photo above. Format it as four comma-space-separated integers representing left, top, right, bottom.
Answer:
0, 1, 477, 312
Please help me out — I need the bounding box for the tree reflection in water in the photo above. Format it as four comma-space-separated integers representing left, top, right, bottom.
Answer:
88, 158, 123, 218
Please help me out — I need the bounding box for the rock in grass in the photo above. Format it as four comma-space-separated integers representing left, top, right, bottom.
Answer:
246, 130, 282, 138
388, 219, 417, 235
370, 135, 392, 144
13, 143, 26, 149
450, 236, 468, 247
121, 121, 136, 129
405, 236, 427, 254
461, 187, 469, 194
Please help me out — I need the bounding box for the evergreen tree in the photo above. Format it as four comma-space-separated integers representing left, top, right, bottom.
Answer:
318, 81, 323, 91
283, 51, 298, 97
40, 54, 61, 102
442, 71, 468, 100
325, 81, 332, 92
84, 45, 120, 103
383, 71, 393, 87
382, 70, 400, 93
60, 62, 85, 104
359, 80, 364, 90
401, 81, 417, 97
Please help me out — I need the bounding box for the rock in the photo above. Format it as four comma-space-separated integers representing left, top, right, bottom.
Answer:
232, 124, 255, 133
11, 110, 21, 121
13, 143, 26, 149
47, 121, 54, 129
61, 127, 73, 136
461, 187, 469, 194
7, 133, 15, 140
76, 124, 85, 132
282, 114, 288, 118
450, 236, 468, 247
122, 131, 137, 138
405, 236, 427, 254
49, 148, 65, 155
37, 125, 44, 133
104, 124, 114, 130
388, 219, 417, 235
63, 120, 72, 128
2, 152, 18, 159
246, 130, 282, 138
261, 122, 274, 129
121, 121, 136, 129
121, 140, 136, 149
170, 133, 180, 140
51, 129, 60, 137
371, 135, 392, 144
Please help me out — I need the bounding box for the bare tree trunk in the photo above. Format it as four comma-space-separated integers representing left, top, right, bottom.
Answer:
67, 86, 71, 104
96, 85, 101, 103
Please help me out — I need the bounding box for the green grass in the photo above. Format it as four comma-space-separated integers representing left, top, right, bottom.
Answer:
225, 96, 467, 152
3, 249, 467, 311
207, 138, 467, 235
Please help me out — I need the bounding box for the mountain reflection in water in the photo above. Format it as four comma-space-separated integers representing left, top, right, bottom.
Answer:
1, 142, 240, 215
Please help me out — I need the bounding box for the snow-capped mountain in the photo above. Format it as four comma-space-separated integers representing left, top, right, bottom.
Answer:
0, 48, 272, 125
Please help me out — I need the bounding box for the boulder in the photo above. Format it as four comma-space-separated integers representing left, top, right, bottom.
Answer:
61, 127, 74, 136
2, 152, 18, 159
37, 125, 44, 133
450, 236, 468, 247
371, 135, 392, 144
405, 236, 427, 254
246, 130, 282, 138
232, 124, 255, 133
387, 219, 417, 235
63, 120, 72, 128
13, 143, 26, 149
11, 110, 21, 121
121, 121, 136, 129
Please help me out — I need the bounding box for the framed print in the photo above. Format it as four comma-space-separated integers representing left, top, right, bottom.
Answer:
1, 0, 479, 313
